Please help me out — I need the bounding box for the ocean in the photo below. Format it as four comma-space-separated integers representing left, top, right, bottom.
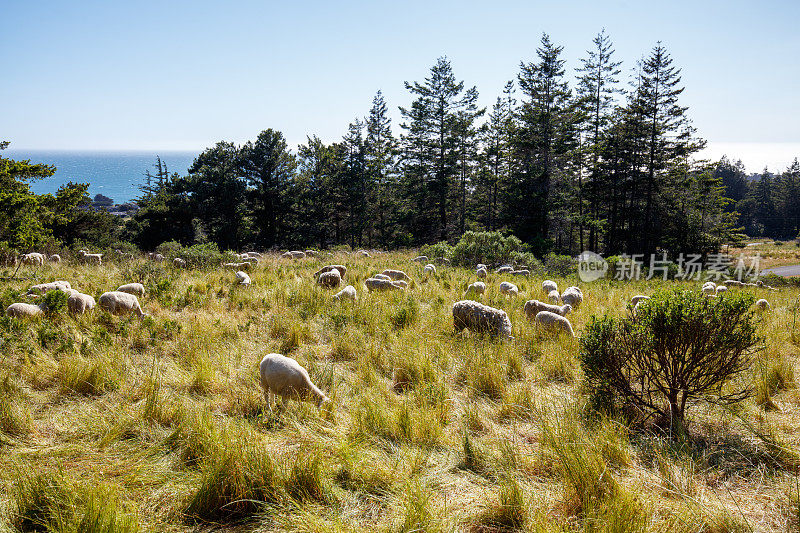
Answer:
5, 150, 199, 204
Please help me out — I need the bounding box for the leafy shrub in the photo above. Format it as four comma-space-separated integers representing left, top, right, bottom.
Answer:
450, 231, 527, 267
580, 290, 761, 431
543, 252, 574, 276
155, 240, 183, 257
41, 290, 68, 317
774, 240, 784, 246
419, 241, 453, 261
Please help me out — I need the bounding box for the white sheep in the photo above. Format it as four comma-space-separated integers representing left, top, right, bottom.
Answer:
464, 281, 486, 297
304, 249, 316, 257
356, 250, 371, 257
630, 295, 650, 306
499, 281, 519, 297
259, 353, 329, 407
701, 281, 716, 295
476, 263, 487, 270
318, 269, 342, 289
523, 300, 571, 320
452, 300, 513, 339
381, 269, 411, 282
78, 250, 103, 265
236, 271, 251, 286
423, 264, 436, 276
117, 283, 145, 297
716, 285, 727, 295
476, 267, 488, 279
542, 280, 558, 294
755, 298, 771, 311
365, 277, 405, 291
243, 251, 262, 259
333, 285, 357, 301
560, 287, 583, 308
21, 253, 45, 266
49, 254, 61, 263
534, 311, 575, 337
725, 280, 744, 287
28, 281, 72, 294
393, 280, 409, 289
547, 289, 561, 304
511, 269, 530, 277
495, 265, 513, 274
281, 251, 293, 259
372, 273, 392, 281
412, 255, 428, 263
173, 257, 187, 268
314, 265, 347, 279
67, 292, 96, 315
223, 262, 251, 271
98, 291, 147, 317
6, 302, 44, 317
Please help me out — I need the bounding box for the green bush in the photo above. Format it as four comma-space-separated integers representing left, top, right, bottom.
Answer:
543, 252, 574, 276
419, 241, 453, 261
41, 290, 68, 317
580, 289, 761, 431
450, 231, 527, 267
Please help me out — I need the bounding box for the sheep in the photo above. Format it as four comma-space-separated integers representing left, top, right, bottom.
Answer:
28, 281, 72, 294
511, 269, 530, 277
452, 300, 513, 340
304, 249, 316, 257
21, 252, 45, 266
423, 264, 437, 276
523, 300, 571, 319
173, 257, 187, 268
318, 269, 342, 289
499, 281, 519, 297
412, 255, 428, 263
433, 257, 450, 265
117, 283, 145, 297
98, 291, 147, 318
223, 262, 251, 271
716, 285, 728, 295
236, 271, 251, 286
394, 280, 410, 289
365, 277, 405, 291
356, 250, 371, 257
701, 281, 716, 295
281, 251, 293, 259
372, 273, 392, 281
6, 303, 44, 317
381, 269, 411, 282
333, 285, 357, 301
67, 292, 96, 315
630, 295, 650, 306
78, 250, 103, 265
49, 254, 61, 263
560, 287, 583, 308
495, 265, 513, 274
464, 281, 486, 297
240, 257, 259, 264
476, 263, 487, 270
476, 267, 488, 279
288, 250, 306, 259
535, 311, 576, 337
314, 265, 347, 279
755, 298, 771, 311
243, 251, 262, 259
547, 289, 561, 304
259, 353, 329, 408
724, 280, 744, 287
542, 280, 558, 294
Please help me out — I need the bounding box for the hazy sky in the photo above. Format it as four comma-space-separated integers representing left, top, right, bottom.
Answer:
3, 0, 799, 172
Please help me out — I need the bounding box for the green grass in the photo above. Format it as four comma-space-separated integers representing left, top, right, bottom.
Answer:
0, 251, 797, 531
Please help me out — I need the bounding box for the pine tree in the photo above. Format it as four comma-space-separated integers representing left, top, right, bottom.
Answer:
365, 90, 397, 247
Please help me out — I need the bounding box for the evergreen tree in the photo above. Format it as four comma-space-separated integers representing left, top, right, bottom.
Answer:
364, 90, 398, 247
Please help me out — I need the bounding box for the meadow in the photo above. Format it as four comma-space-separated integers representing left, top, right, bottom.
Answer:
0, 252, 798, 532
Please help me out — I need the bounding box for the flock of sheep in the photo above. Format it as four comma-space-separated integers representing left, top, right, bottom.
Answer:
6, 249, 777, 411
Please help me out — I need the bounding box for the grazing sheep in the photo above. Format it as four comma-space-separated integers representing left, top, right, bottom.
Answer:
535, 311, 575, 337
393, 280, 409, 289
412, 255, 428, 263
560, 287, 583, 308
314, 265, 347, 279
381, 269, 411, 282
117, 283, 145, 297
242, 251, 262, 258
236, 271, 251, 286
318, 269, 342, 289
511, 269, 530, 277
78, 250, 103, 265
701, 281, 716, 295
288, 250, 306, 259
476, 267, 488, 279
548, 290, 561, 304
523, 300, 571, 319
755, 298, 771, 311
495, 265, 513, 274
499, 281, 519, 297
28, 281, 72, 294
464, 281, 486, 297
630, 295, 650, 306
240, 256, 259, 264
542, 280, 558, 294
725, 280, 744, 287
147, 252, 165, 262
21, 252, 45, 266
304, 250, 316, 257
333, 285, 357, 301
423, 264, 436, 276
452, 300, 513, 340
67, 292, 96, 315
356, 250, 371, 257
372, 273, 392, 281
259, 353, 329, 407
223, 262, 251, 271
49, 254, 61, 263
6, 303, 44, 317
365, 277, 405, 291
716, 285, 728, 295
173, 257, 186, 268
281, 251, 293, 259
98, 291, 147, 318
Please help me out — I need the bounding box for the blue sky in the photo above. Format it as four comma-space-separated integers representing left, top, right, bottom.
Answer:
3, 0, 799, 172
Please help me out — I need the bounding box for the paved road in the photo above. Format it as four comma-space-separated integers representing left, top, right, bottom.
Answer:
760, 264, 800, 277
